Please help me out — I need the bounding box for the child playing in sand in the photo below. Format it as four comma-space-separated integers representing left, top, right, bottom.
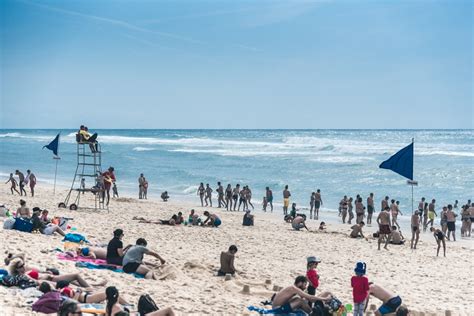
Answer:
306, 256, 321, 307
351, 262, 369, 316
388, 226, 405, 245
262, 196, 268, 211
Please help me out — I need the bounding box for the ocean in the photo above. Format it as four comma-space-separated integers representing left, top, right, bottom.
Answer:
0, 129, 472, 214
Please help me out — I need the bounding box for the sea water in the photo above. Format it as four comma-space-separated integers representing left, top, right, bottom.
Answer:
0, 129, 472, 215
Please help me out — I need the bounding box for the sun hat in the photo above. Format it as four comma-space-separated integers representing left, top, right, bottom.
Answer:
354, 262, 366, 275
307, 256, 321, 264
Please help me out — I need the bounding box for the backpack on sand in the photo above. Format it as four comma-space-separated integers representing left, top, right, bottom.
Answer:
138, 294, 159, 316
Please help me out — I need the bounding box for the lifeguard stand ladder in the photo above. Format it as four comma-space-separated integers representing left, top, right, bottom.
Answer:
59, 142, 106, 211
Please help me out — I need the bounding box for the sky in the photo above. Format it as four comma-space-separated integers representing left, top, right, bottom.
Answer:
0, 0, 472, 129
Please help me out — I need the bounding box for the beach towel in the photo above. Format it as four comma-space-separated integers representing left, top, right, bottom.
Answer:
57, 253, 108, 265
63, 233, 88, 243
247, 306, 307, 315
74, 262, 144, 279
32, 291, 62, 313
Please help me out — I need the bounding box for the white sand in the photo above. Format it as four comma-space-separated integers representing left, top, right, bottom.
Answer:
0, 185, 473, 315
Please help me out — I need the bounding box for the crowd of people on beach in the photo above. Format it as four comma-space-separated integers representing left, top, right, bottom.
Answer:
5, 170, 36, 197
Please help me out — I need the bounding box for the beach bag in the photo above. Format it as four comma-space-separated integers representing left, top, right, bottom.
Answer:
138, 294, 159, 316
13, 218, 33, 233
3, 217, 15, 230
0, 206, 9, 217
32, 291, 62, 313
63, 233, 88, 243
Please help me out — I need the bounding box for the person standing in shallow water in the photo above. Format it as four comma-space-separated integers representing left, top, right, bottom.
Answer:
367, 193, 374, 225
27, 170, 36, 197
283, 185, 291, 216
138, 173, 145, 199
225, 184, 233, 211
314, 189, 322, 220
204, 183, 213, 207
216, 182, 226, 208
197, 183, 205, 207
266, 187, 273, 212
309, 192, 315, 220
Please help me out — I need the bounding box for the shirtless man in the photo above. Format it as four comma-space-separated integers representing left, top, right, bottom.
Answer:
217, 245, 237, 276
446, 204, 457, 241
440, 206, 448, 236
266, 187, 273, 212
15, 170, 27, 196
377, 207, 391, 250
5, 173, 20, 195
381, 196, 389, 212
271, 276, 332, 314
350, 222, 367, 240
204, 184, 213, 207
203, 211, 221, 227
225, 184, 233, 211
292, 216, 308, 231
283, 185, 291, 216
366, 283, 408, 316
314, 189, 323, 220
367, 193, 375, 225
216, 182, 226, 208
238, 187, 247, 211
410, 211, 421, 249
339, 195, 347, 217
232, 184, 240, 211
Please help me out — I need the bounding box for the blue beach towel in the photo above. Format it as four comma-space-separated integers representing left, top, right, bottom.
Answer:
63, 233, 88, 244
75, 262, 144, 279
247, 306, 307, 315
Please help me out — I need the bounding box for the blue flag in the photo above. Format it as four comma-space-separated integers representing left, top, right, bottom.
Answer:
379, 142, 414, 180
43, 133, 60, 156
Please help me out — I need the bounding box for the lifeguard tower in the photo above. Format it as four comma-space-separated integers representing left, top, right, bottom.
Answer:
59, 137, 106, 211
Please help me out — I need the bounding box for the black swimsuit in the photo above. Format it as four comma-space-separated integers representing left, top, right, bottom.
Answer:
435, 231, 444, 240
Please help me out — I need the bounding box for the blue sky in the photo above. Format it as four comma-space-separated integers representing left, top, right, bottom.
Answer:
0, 0, 472, 129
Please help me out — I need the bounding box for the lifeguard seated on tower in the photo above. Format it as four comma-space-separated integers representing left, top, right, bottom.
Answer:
76, 125, 99, 152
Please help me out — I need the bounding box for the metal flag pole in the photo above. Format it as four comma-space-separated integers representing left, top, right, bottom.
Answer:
53, 156, 61, 195
407, 138, 417, 214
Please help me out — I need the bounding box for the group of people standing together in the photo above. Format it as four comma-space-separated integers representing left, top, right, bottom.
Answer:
6, 170, 37, 197
197, 182, 257, 211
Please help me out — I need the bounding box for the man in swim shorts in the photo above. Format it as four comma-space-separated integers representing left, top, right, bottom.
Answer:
271, 276, 332, 314
367, 193, 374, 224
377, 207, 391, 250
266, 187, 273, 212
366, 283, 408, 316
446, 204, 457, 241
272, 276, 332, 314
314, 189, 323, 220
283, 185, 291, 215
292, 215, 308, 231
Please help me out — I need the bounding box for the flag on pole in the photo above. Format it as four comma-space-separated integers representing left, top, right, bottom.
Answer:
379, 141, 414, 180
43, 133, 60, 156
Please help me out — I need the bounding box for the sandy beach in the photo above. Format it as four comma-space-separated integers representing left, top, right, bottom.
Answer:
0, 184, 473, 316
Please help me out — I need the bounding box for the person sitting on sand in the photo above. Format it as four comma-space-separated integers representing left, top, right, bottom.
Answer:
31, 208, 66, 236
106, 229, 131, 266
161, 191, 169, 202
16, 199, 30, 219
217, 245, 238, 276
365, 283, 408, 316
430, 227, 446, 257
388, 226, 405, 245
242, 210, 254, 226
188, 209, 200, 225
318, 222, 326, 231
203, 211, 221, 227
271, 276, 332, 314
122, 238, 166, 279
350, 222, 367, 240
292, 215, 308, 231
